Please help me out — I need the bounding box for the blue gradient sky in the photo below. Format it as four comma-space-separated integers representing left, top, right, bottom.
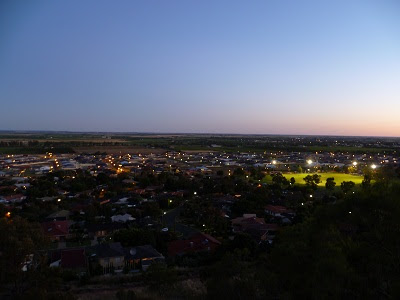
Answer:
1, 0, 399, 136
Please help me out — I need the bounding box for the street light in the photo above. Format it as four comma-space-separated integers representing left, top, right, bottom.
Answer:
371, 164, 377, 169
352, 161, 358, 166
307, 159, 313, 165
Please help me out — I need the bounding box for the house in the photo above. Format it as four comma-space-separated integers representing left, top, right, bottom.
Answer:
60, 249, 87, 272
11, 176, 29, 183
265, 205, 295, 218
46, 210, 71, 221
168, 232, 221, 257
0, 194, 26, 203
133, 188, 146, 195
41, 220, 70, 241
136, 216, 158, 228
86, 222, 125, 239
14, 183, 30, 189
124, 245, 164, 271
145, 185, 163, 193
91, 242, 125, 273
231, 214, 280, 243
115, 197, 129, 205
37, 196, 56, 202
231, 214, 266, 233
245, 223, 280, 244
111, 213, 135, 223
70, 203, 90, 214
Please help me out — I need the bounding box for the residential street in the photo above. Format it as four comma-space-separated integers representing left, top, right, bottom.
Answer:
163, 205, 199, 238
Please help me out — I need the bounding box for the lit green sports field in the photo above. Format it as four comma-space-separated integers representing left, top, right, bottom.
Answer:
263, 172, 364, 186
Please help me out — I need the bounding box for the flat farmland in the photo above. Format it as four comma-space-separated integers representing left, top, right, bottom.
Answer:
73, 146, 167, 154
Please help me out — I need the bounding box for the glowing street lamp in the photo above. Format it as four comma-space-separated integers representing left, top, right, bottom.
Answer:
352, 161, 358, 166
272, 160, 277, 165
371, 164, 377, 169
307, 159, 313, 165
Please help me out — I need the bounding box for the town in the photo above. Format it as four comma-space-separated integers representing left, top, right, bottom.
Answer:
1, 133, 399, 299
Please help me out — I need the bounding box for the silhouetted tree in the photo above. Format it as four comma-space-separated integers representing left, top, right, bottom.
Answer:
303, 174, 321, 190
340, 181, 355, 194
325, 177, 336, 191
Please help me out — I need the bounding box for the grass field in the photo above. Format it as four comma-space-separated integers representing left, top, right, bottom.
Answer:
263, 172, 364, 186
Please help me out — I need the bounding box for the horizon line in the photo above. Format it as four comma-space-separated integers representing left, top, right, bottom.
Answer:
0, 130, 399, 139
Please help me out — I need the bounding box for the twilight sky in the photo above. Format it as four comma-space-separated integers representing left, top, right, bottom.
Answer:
1, 0, 400, 136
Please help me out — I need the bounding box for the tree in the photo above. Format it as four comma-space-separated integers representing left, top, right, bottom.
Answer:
116, 289, 137, 300
227, 233, 258, 258
265, 183, 400, 299
303, 174, 321, 190
325, 177, 336, 191
340, 181, 355, 194
142, 202, 162, 218
375, 165, 397, 185
206, 253, 258, 299
362, 174, 371, 190
144, 263, 177, 293
272, 173, 289, 188
114, 228, 156, 247
233, 168, 245, 177
250, 167, 264, 180
96, 172, 110, 184
290, 177, 296, 186
0, 216, 49, 296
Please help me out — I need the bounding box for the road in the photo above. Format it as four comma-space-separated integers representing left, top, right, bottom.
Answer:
163, 205, 199, 238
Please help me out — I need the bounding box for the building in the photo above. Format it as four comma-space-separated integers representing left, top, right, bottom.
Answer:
124, 245, 164, 271
41, 220, 70, 241
168, 232, 221, 257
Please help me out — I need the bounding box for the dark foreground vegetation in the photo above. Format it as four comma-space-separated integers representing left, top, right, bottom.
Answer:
2, 172, 400, 299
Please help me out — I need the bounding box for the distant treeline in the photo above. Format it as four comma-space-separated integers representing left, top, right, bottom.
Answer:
124, 136, 397, 154
0, 147, 75, 155
0, 135, 398, 154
